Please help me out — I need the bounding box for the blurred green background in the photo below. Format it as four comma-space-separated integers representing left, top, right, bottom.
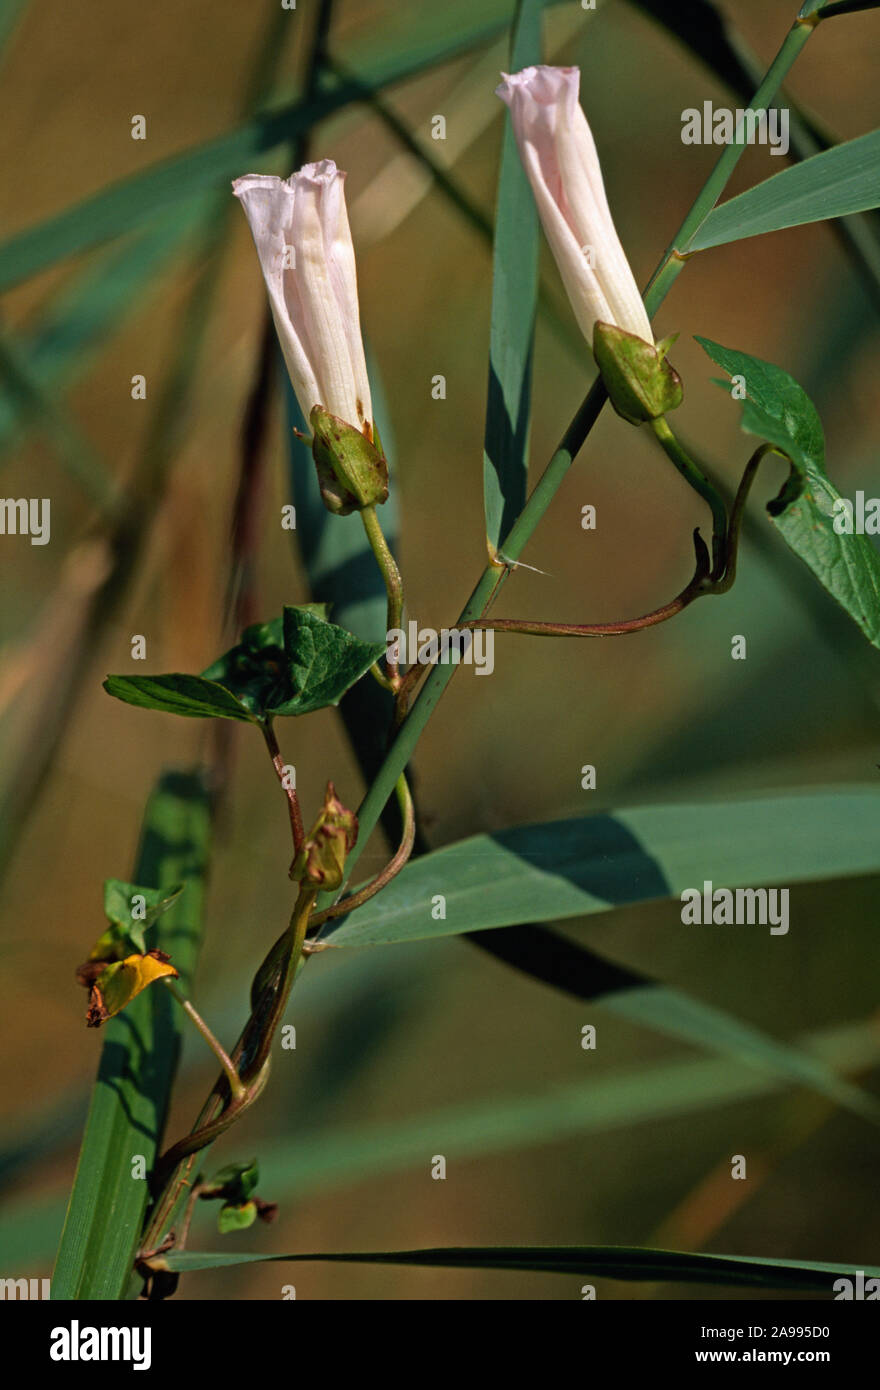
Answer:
0, 0, 878, 1299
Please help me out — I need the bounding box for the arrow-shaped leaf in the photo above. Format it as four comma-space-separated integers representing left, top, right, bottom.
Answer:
697, 336, 880, 648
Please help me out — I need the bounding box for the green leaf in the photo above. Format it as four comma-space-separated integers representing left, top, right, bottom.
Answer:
482, 0, 541, 548
217, 1202, 258, 1235
326, 789, 880, 947
163, 1244, 880, 1292
697, 337, 880, 647
202, 1159, 260, 1204
696, 335, 820, 481
104, 608, 383, 724
690, 128, 880, 251
52, 771, 212, 1299
100, 879, 184, 955
269, 607, 385, 716
199, 614, 291, 718
322, 790, 880, 1121
103, 673, 258, 723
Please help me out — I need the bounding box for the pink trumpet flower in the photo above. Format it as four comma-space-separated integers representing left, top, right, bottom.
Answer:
497, 65, 653, 347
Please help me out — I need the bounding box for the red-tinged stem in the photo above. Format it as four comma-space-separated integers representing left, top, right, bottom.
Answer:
463, 530, 712, 638
261, 718, 304, 854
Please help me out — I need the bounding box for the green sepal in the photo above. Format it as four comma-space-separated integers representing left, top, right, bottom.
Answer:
310, 405, 389, 515
593, 322, 683, 425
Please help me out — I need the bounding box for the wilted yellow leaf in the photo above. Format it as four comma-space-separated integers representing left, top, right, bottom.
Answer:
85, 950, 178, 1028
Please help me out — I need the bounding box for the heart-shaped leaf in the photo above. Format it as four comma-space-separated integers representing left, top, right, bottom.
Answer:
267, 607, 386, 717
104, 606, 385, 723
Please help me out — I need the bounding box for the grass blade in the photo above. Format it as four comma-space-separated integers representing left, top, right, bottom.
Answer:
0, 205, 209, 463
691, 128, 880, 251
482, 0, 541, 547
321, 789, 880, 1121
326, 788, 880, 946
51, 771, 211, 1300
7, 1016, 877, 1272
162, 1244, 880, 1292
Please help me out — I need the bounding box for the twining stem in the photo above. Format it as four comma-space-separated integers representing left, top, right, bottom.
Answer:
321, 5, 820, 905
392, 562, 509, 725
175, 1180, 206, 1253
650, 416, 728, 578
463, 531, 712, 639
462, 438, 794, 640
360, 503, 403, 686
141, 1059, 269, 1258
392, 653, 429, 722
163, 981, 245, 1103
370, 661, 397, 692
261, 718, 304, 855
316, 383, 606, 912
462, 411, 731, 636
141, 885, 317, 1257
309, 773, 414, 936
241, 884, 318, 1082
714, 443, 788, 593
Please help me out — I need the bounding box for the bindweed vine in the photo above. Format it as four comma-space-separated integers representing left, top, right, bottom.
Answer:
44, 0, 880, 1306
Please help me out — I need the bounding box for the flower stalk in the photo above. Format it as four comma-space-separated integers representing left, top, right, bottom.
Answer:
360, 503, 404, 688
163, 981, 245, 1104
650, 416, 728, 579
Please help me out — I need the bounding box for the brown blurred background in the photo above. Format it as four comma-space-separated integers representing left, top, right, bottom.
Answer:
0, 0, 879, 1299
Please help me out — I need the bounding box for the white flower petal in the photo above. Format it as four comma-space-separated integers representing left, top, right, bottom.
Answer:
233, 174, 321, 421
233, 160, 372, 432
497, 65, 652, 346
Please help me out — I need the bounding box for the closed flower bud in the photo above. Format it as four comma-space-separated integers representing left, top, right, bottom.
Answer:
233, 159, 377, 458
293, 782, 358, 891
496, 66, 653, 348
